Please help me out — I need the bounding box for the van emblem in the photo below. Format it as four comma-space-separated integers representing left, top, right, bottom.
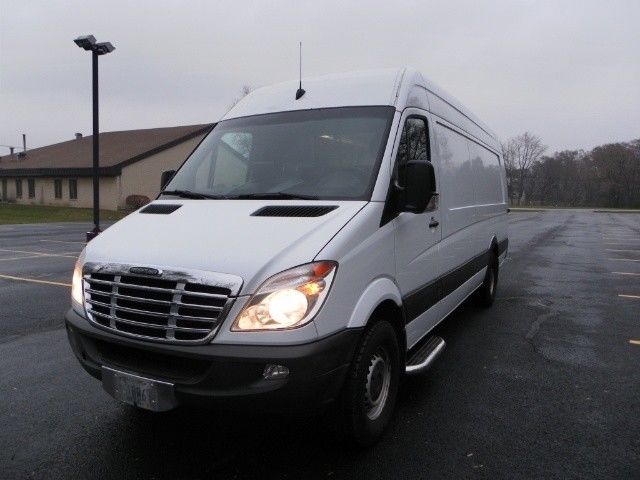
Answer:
129, 266, 161, 276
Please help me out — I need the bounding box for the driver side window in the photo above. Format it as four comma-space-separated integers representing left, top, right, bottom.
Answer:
395, 117, 429, 188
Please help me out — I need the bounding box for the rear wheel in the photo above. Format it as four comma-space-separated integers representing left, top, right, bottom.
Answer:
476, 250, 499, 307
331, 320, 400, 447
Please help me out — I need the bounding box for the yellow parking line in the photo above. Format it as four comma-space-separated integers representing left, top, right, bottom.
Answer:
0, 273, 71, 287
0, 248, 77, 259
630, 340, 640, 346
619, 294, 640, 299
612, 272, 640, 276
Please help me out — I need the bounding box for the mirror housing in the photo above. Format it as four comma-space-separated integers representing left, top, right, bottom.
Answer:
401, 161, 436, 213
160, 170, 176, 190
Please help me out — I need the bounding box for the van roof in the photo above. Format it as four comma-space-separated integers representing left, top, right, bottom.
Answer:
222, 67, 497, 144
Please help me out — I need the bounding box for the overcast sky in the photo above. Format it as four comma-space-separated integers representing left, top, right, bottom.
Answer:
1, 0, 638, 154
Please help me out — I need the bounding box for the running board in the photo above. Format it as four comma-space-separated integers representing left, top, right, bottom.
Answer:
405, 336, 446, 374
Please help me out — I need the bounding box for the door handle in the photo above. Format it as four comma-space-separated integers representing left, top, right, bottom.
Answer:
428, 218, 440, 228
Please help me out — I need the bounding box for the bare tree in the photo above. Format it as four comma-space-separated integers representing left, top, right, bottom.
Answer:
591, 142, 640, 208
226, 85, 253, 113
501, 132, 546, 205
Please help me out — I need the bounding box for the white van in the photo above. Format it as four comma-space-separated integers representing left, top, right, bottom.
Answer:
66, 67, 508, 446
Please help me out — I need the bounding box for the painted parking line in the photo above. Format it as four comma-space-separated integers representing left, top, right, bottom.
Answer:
0, 273, 71, 287
606, 249, 640, 253
40, 239, 86, 245
608, 258, 640, 262
630, 340, 640, 346
0, 248, 78, 259
618, 294, 640, 299
612, 272, 640, 276
0, 255, 52, 262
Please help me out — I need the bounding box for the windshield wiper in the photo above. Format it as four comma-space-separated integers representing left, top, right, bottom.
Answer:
160, 189, 227, 200
230, 192, 320, 200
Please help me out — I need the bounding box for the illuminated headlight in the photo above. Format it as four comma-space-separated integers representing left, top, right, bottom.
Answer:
71, 262, 84, 309
232, 261, 337, 331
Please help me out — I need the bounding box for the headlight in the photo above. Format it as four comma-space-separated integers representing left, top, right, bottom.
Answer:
71, 262, 84, 308
232, 261, 337, 331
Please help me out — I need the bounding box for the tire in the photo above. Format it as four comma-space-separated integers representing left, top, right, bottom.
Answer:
476, 250, 499, 307
331, 320, 401, 448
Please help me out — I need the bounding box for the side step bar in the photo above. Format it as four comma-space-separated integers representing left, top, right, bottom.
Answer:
405, 336, 446, 374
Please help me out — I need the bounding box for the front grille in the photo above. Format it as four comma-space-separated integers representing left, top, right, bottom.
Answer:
83, 271, 232, 344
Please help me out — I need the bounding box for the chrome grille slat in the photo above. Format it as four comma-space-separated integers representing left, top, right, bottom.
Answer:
84, 289, 224, 311
85, 289, 170, 305
83, 269, 233, 344
86, 299, 219, 322
85, 277, 228, 299
90, 310, 212, 333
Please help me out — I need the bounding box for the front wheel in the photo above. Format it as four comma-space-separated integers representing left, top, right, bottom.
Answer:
331, 320, 401, 447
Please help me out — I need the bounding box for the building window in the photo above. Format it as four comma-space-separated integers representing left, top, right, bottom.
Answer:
28, 179, 35, 198
69, 179, 78, 200
54, 179, 63, 199
16, 179, 23, 198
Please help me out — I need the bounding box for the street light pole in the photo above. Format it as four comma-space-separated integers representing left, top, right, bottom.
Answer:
91, 50, 100, 241
73, 34, 115, 242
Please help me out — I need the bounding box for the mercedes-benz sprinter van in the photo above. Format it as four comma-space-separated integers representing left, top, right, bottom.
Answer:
66, 67, 508, 446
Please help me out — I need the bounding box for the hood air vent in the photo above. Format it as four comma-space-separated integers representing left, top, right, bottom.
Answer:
140, 204, 182, 214
251, 205, 338, 217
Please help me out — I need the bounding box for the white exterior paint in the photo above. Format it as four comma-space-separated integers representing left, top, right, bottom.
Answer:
77, 67, 508, 352
223, 69, 405, 121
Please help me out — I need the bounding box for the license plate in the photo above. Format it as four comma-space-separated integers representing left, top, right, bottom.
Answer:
101, 367, 177, 412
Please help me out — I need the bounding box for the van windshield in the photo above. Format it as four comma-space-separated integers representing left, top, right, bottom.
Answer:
163, 106, 395, 201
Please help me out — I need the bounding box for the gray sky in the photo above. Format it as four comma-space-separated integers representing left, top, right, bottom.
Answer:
1, 0, 639, 154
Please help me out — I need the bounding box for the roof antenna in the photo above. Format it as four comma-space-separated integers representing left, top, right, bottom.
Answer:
295, 41, 305, 100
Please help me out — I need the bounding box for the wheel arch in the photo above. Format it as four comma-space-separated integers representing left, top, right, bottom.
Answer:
346, 277, 406, 353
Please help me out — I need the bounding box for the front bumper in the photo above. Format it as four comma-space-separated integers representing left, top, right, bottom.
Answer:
65, 309, 361, 413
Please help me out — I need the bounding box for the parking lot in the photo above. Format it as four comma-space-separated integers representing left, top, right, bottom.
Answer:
1, 210, 639, 479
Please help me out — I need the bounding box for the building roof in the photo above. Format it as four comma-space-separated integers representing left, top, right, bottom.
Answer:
0, 124, 213, 177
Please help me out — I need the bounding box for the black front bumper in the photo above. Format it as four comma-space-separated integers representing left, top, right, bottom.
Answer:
65, 309, 362, 413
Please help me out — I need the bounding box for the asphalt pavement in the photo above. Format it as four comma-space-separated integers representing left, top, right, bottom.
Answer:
0, 211, 639, 479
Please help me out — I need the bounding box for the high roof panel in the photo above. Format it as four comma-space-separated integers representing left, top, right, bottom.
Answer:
223, 68, 405, 120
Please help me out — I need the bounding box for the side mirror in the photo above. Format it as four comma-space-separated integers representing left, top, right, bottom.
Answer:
402, 161, 436, 213
160, 170, 176, 190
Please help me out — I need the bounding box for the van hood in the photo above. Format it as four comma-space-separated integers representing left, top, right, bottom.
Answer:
84, 200, 365, 295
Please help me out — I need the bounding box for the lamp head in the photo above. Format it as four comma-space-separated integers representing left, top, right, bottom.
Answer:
74, 35, 96, 50
94, 42, 115, 55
